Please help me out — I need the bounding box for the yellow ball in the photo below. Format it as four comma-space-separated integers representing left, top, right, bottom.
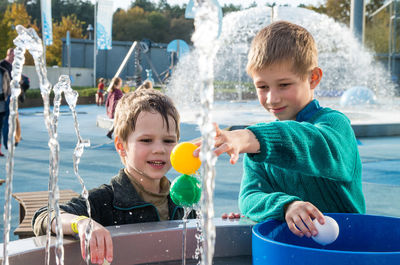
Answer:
170, 142, 201, 175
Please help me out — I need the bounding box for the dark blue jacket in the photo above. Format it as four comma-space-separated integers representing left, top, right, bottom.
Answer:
33, 169, 195, 228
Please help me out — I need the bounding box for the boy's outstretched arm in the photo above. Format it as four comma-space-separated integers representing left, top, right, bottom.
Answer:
193, 123, 260, 164
52, 213, 113, 265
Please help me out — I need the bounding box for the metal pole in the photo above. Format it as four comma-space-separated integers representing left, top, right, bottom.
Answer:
106, 41, 138, 91
389, 2, 393, 73
67, 31, 71, 79
93, 0, 97, 88
350, 0, 365, 44
40, 0, 47, 66
391, 0, 397, 77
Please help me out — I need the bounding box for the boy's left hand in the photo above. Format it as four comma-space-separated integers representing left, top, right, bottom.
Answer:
284, 201, 325, 238
78, 219, 113, 265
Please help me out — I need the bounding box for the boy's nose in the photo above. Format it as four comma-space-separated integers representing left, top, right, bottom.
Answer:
266, 89, 281, 105
153, 143, 166, 154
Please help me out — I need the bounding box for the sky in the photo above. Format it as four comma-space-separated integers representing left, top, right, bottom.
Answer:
95, 0, 324, 11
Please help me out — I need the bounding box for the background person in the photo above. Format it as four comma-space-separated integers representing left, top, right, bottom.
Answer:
136, 80, 153, 90
96, 78, 105, 106
0, 47, 22, 149
105, 77, 123, 139
0, 65, 10, 156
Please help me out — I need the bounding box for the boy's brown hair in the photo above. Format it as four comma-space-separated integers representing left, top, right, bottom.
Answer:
246, 20, 318, 79
114, 89, 180, 143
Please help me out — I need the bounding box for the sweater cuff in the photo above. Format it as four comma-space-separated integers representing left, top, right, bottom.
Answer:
279, 196, 302, 221
247, 122, 282, 162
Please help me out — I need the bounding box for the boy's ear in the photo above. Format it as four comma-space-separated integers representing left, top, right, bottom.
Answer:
310, 67, 323, 89
114, 136, 126, 157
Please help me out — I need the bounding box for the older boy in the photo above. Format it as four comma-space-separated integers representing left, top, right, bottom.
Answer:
33, 89, 194, 264
200, 21, 365, 239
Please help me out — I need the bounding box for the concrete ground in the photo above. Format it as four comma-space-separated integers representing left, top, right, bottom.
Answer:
0, 104, 399, 242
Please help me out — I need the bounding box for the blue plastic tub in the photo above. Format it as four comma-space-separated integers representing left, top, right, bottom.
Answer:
252, 213, 400, 265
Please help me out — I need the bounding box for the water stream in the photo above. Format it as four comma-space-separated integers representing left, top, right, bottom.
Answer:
2, 26, 91, 265
53, 75, 91, 264
2, 30, 24, 265
192, 0, 220, 264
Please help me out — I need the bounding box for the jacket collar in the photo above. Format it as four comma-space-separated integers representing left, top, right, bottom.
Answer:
296, 99, 323, 122
111, 169, 150, 209
111, 169, 182, 218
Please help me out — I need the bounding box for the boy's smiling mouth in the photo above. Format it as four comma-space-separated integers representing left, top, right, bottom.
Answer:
148, 160, 166, 168
269, 106, 287, 113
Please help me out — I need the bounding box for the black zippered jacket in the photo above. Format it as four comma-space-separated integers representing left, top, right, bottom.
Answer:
32, 169, 196, 229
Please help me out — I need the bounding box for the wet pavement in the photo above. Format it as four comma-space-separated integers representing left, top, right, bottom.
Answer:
0, 104, 399, 242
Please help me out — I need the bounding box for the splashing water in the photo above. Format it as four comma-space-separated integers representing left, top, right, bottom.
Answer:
6, 25, 65, 265
193, 209, 204, 264
53, 75, 91, 263
16, 25, 66, 265
167, 6, 397, 108
2, 26, 91, 265
191, 0, 220, 264
181, 207, 192, 265
2, 34, 24, 265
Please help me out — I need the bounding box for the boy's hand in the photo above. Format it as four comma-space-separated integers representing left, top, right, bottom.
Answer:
284, 201, 325, 238
193, 123, 260, 165
78, 218, 113, 265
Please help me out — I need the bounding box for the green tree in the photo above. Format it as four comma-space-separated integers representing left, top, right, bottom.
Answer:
0, 3, 39, 63
168, 17, 193, 43
308, 0, 386, 26
113, 7, 152, 42
365, 9, 390, 53
25, 0, 94, 33
113, 5, 194, 44
222, 4, 242, 14
131, 0, 156, 12
364, 0, 394, 53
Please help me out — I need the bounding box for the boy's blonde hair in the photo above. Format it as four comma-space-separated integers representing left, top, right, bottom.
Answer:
114, 89, 180, 143
247, 21, 318, 79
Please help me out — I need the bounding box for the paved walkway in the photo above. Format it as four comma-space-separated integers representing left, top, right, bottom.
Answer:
0, 104, 399, 242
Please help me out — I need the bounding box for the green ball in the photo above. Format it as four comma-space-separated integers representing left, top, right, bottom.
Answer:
170, 174, 201, 207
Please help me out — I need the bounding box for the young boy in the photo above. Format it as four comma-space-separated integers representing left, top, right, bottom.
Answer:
198, 21, 365, 239
32, 89, 195, 264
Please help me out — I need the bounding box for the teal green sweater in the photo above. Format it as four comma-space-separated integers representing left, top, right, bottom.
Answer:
239, 100, 365, 222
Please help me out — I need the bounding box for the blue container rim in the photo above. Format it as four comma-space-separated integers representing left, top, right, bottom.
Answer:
252, 213, 400, 255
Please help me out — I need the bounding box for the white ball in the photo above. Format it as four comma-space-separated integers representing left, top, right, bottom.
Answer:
312, 216, 339, 246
